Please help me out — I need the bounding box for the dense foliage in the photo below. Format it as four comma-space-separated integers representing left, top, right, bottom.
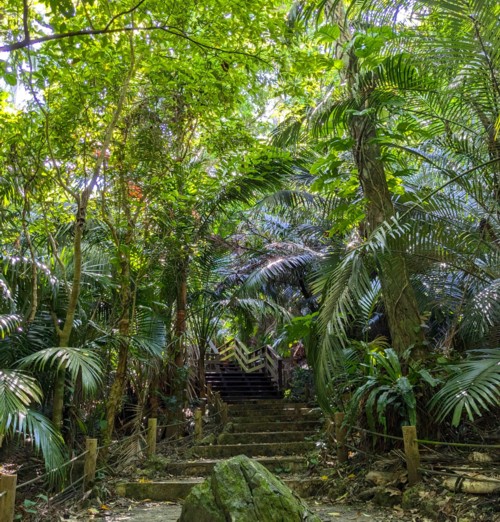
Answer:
0, 0, 499, 469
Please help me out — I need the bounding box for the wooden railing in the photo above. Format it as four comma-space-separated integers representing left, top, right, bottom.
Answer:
206, 341, 293, 391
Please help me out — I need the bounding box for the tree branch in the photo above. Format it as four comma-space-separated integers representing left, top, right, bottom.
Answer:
104, 0, 148, 31
0, 23, 268, 63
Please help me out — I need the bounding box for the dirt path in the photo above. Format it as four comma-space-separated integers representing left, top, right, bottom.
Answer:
105, 500, 416, 521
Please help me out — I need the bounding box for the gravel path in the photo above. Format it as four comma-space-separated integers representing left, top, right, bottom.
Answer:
105, 500, 416, 521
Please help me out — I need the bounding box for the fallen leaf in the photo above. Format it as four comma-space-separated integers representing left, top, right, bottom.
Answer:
321, 475, 329, 481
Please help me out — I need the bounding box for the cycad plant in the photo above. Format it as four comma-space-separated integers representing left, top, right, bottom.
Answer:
277, 0, 500, 430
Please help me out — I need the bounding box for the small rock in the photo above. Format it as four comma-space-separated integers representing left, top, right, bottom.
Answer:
372, 487, 401, 507
366, 471, 398, 486
358, 486, 380, 500
468, 452, 492, 463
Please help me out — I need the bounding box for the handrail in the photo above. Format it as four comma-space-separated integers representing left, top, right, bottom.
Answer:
206, 342, 293, 391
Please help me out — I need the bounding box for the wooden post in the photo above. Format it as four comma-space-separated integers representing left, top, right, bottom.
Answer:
326, 418, 335, 448
194, 409, 203, 441
277, 358, 283, 390
0, 473, 17, 522
221, 403, 228, 425
334, 412, 348, 463
83, 438, 98, 491
402, 426, 421, 485
147, 418, 157, 457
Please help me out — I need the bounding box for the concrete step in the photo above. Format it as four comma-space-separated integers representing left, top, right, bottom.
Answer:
206, 374, 271, 379
189, 441, 317, 459
230, 413, 322, 424
206, 378, 274, 384
231, 420, 323, 433
116, 476, 324, 501
164, 455, 308, 477
227, 402, 309, 411
217, 431, 317, 444
228, 406, 319, 417
221, 392, 279, 404
212, 384, 277, 392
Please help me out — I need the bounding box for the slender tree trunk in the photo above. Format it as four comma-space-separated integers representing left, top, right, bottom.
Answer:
198, 342, 207, 397
328, 2, 426, 359
104, 260, 132, 443
103, 138, 135, 443
174, 257, 188, 367
51, 59, 135, 428
52, 223, 83, 427
348, 95, 426, 359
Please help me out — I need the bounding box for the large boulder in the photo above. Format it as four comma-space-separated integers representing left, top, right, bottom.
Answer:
179, 455, 321, 522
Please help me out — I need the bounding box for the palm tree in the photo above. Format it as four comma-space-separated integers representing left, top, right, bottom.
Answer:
273, 0, 500, 428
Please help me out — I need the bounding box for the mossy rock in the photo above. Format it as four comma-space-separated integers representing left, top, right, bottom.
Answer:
179, 455, 321, 522
199, 433, 217, 445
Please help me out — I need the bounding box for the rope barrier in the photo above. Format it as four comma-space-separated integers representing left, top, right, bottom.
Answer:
16, 450, 90, 490
351, 424, 500, 450
416, 439, 500, 449
97, 431, 144, 451
352, 426, 405, 442
419, 467, 500, 484
344, 442, 375, 458
156, 421, 186, 430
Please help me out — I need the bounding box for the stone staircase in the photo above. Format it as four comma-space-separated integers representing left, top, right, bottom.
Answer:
116, 399, 326, 501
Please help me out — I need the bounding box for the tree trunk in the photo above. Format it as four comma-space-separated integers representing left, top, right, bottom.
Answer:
50, 60, 135, 429
52, 223, 83, 427
328, 1, 426, 360
103, 146, 134, 444
174, 257, 188, 367
198, 343, 207, 397
348, 84, 426, 359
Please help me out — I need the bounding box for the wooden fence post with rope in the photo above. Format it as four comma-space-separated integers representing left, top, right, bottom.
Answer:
83, 438, 98, 491
0, 473, 17, 522
194, 409, 203, 441
147, 418, 157, 457
402, 426, 421, 485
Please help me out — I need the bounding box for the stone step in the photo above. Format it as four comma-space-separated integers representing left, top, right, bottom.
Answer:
231, 420, 323, 433
189, 441, 317, 459
116, 477, 324, 501
214, 387, 278, 393
217, 430, 317, 444
164, 456, 308, 477
221, 392, 279, 404
227, 402, 309, 411
228, 406, 319, 417
206, 374, 272, 379
230, 413, 321, 424
207, 382, 273, 387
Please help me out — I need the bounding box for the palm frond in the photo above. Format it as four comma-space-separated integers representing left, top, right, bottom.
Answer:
19, 347, 103, 395
430, 348, 500, 426
0, 370, 43, 433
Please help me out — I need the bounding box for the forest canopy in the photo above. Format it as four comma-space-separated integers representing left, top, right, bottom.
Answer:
0, 0, 499, 471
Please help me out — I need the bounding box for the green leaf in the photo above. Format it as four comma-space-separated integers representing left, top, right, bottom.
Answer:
315, 24, 341, 43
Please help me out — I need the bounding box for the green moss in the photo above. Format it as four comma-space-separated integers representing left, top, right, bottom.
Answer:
180, 455, 321, 522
